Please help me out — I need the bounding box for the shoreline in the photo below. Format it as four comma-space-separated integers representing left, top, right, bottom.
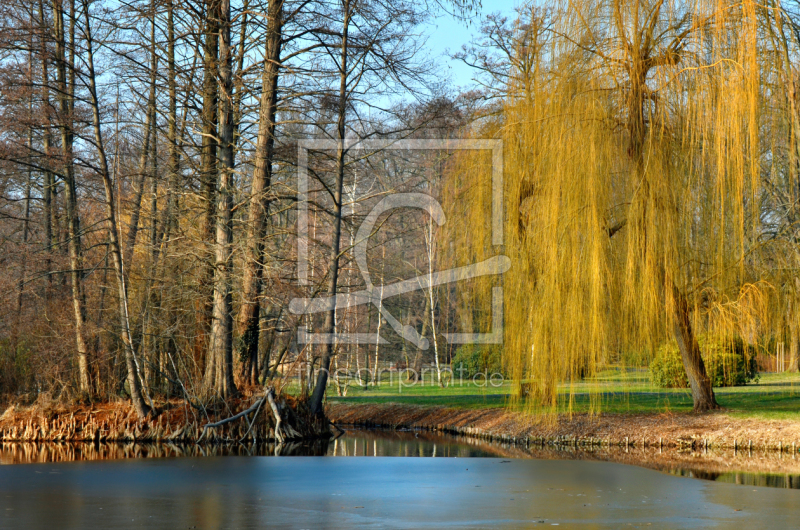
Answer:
0, 394, 329, 443
1, 401, 799, 481
326, 402, 800, 452
2, 397, 799, 452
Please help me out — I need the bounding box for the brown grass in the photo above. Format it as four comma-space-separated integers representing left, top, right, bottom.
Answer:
0, 391, 329, 443
327, 402, 800, 451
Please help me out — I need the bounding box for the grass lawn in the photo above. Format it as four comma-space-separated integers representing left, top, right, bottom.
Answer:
321, 369, 800, 420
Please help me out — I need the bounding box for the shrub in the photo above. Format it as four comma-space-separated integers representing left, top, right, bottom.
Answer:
451, 344, 505, 378
649, 335, 758, 388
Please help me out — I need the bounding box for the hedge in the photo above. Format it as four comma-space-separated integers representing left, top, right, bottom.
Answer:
649, 335, 758, 388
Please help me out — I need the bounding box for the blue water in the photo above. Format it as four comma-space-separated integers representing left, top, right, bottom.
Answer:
1, 430, 798, 528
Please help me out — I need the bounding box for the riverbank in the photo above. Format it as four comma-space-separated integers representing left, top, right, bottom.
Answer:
2, 387, 798, 451
0, 391, 329, 443
326, 402, 800, 451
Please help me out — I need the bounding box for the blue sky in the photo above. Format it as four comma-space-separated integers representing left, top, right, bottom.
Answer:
421, 1, 522, 90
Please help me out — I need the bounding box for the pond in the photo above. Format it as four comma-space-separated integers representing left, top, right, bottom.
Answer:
1, 429, 798, 528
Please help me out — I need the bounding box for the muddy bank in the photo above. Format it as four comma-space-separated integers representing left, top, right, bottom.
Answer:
0, 392, 330, 443
326, 402, 800, 452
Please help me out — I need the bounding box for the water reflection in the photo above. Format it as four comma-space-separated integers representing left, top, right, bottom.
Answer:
2, 456, 798, 529
328, 429, 500, 458
2, 428, 800, 490
670, 468, 800, 489
0, 440, 329, 464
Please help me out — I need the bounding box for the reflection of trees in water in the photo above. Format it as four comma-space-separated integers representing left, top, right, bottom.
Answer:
3, 431, 800, 491
671, 469, 800, 489
0, 430, 510, 463
327, 430, 502, 458
736, 472, 796, 489
0, 440, 329, 464
500, 442, 800, 491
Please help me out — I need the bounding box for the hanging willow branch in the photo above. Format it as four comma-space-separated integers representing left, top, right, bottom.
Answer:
444, 0, 789, 414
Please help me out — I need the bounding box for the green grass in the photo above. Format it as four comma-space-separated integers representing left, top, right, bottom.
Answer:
321, 369, 800, 420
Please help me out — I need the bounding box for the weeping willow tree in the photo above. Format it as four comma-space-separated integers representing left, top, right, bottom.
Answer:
448, 0, 796, 413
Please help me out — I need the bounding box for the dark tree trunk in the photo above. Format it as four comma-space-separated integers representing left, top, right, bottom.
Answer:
310, 0, 351, 415
236, 0, 283, 382
195, 0, 220, 370
672, 287, 719, 412
204, 0, 237, 399
161, 0, 180, 239
239, 315, 259, 385
788, 294, 799, 372
39, 0, 55, 287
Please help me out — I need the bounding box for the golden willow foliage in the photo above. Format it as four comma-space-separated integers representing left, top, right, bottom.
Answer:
445, 0, 797, 414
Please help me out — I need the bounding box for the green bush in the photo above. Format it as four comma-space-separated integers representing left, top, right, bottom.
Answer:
649, 335, 758, 388
451, 344, 505, 378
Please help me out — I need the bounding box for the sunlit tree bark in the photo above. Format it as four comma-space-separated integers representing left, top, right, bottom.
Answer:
205, 0, 238, 399
236, 0, 284, 386
52, 0, 90, 394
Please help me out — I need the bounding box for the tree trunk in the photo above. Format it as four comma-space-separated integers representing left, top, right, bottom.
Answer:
145, 13, 161, 391
257, 306, 281, 382
195, 0, 220, 369
789, 317, 799, 373
122, 56, 156, 267
788, 286, 799, 373
372, 279, 384, 386
310, 0, 351, 415
149, 0, 187, 265
426, 216, 442, 386
39, 0, 55, 287
161, 0, 180, 238
16, 122, 33, 322
410, 298, 429, 382
232, 0, 249, 150
620, 32, 717, 413
204, 0, 237, 399
52, 0, 90, 394
17, 29, 35, 324
368, 244, 387, 384
83, 0, 152, 417
672, 286, 719, 412
236, 0, 283, 384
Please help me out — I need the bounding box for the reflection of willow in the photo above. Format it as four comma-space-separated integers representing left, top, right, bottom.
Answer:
517, 445, 800, 489
445, 0, 791, 414
668, 467, 800, 489
697, 471, 800, 489
0, 440, 330, 464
